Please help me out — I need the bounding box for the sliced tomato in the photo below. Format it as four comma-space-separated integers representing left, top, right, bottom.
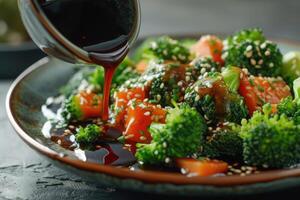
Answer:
191, 35, 224, 65
124, 101, 167, 144
239, 73, 291, 115
75, 91, 102, 119
113, 87, 147, 130
176, 158, 228, 176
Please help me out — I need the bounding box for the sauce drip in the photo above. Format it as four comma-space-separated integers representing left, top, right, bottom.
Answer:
36, 0, 139, 121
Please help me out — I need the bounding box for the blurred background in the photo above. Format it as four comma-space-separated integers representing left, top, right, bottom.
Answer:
1, 0, 300, 199
1, 0, 300, 79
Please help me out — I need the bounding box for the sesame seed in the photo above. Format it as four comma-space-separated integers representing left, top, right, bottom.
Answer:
185, 76, 191, 82
260, 43, 267, 49
200, 68, 206, 74
195, 95, 200, 101
64, 129, 71, 134
160, 83, 164, 89
163, 142, 167, 148
144, 111, 151, 116
154, 150, 159, 155
57, 139, 61, 145
206, 83, 213, 88
258, 59, 264, 65
269, 63, 274, 68
177, 81, 183, 86
125, 134, 134, 139
245, 51, 253, 58
255, 65, 262, 69
68, 125, 75, 130
156, 94, 161, 101
250, 59, 256, 66
165, 157, 171, 163
140, 136, 147, 141
246, 45, 253, 51
264, 50, 271, 56
204, 115, 209, 120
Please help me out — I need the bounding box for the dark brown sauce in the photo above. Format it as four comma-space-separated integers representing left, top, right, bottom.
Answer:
36, 0, 139, 121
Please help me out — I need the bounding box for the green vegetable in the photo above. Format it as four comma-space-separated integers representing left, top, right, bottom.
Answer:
200, 127, 243, 161
135, 105, 207, 165
149, 36, 191, 63
181, 38, 197, 49
184, 73, 223, 124
61, 95, 83, 121
188, 57, 221, 79
221, 66, 241, 92
281, 51, 300, 87
148, 62, 184, 106
294, 77, 300, 99
132, 37, 192, 63
225, 28, 265, 46
225, 93, 249, 124
112, 57, 139, 87
131, 38, 157, 62
76, 124, 102, 145
240, 104, 300, 168
223, 28, 282, 77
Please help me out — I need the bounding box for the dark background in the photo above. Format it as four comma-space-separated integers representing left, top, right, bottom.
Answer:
1, 0, 300, 199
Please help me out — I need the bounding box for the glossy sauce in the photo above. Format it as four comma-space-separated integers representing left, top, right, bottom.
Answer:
36, 0, 139, 120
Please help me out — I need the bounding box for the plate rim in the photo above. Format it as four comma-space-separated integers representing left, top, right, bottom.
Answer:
6, 36, 300, 187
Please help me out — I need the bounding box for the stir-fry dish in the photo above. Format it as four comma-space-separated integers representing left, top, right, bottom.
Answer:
43, 28, 300, 177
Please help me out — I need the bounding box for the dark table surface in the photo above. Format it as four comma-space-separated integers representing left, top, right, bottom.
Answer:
2, 0, 300, 199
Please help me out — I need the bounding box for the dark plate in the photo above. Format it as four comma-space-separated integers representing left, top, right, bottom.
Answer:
0, 41, 44, 79
6, 36, 300, 197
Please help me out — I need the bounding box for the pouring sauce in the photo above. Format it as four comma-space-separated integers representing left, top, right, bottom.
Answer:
36, 0, 139, 120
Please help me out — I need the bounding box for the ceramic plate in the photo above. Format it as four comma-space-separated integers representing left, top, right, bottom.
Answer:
6, 35, 300, 197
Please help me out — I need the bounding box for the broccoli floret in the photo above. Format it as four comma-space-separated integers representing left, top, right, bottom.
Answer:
135, 105, 207, 165
277, 79, 300, 124
75, 124, 102, 145
185, 93, 216, 124
137, 36, 190, 63
181, 38, 197, 49
225, 93, 249, 124
188, 57, 221, 80
225, 28, 265, 46
184, 72, 221, 124
112, 57, 139, 88
221, 66, 241, 92
200, 127, 243, 161
277, 97, 300, 125
294, 77, 300, 99
240, 104, 300, 168
61, 95, 83, 121
132, 38, 157, 62
148, 62, 187, 106
281, 51, 300, 87
223, 28, 283, 77
150, 36, 191, 63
